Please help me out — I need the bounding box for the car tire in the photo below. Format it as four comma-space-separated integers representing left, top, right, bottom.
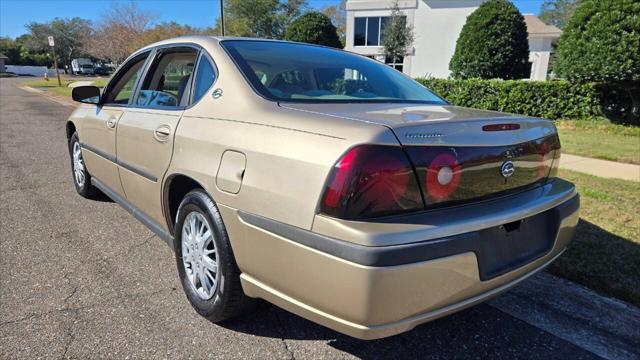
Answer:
175, 189, 256, 322
68, 132, 99, 198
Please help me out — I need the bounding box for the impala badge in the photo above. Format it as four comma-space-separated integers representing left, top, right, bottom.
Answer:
405, 132, 444, 139
501, 160, 515, 178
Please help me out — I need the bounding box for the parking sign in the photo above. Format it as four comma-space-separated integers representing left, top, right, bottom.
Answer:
48, 36, 54, 47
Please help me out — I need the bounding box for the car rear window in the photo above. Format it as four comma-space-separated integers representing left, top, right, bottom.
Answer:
220, 40, 446, 104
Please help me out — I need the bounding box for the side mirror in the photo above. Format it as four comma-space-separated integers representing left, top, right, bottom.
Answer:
72, 86, 101, 104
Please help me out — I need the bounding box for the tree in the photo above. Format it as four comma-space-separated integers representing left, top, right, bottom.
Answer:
321, 0, 346, 46
133, 22, 215, 50
24, 17, 92, 71
86, 2, 156, 65
0, 37, 24, 65
0, 36, 51, 66
278, 0, 308, 34
284, 11, 341, 48
539, 0, 578, 29
554, 0, 640, 121
381, 1, 414, 66
449, 0, 530, 80
221, 0, 307, 38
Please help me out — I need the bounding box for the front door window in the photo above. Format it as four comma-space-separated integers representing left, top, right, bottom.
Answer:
103, 53, 149, 105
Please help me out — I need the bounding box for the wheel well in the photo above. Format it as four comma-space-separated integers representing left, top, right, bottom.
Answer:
66, 121, 76, 142
164, 175, 204, 233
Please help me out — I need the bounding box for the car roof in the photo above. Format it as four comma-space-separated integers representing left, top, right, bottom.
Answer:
137, 35, 342, 54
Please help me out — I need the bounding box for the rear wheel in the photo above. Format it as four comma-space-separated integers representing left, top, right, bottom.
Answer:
175, 189, 255, 322
68, 132, 98, 198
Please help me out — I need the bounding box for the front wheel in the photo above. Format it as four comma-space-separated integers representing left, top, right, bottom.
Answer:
68, 132, 98, 198
175, 190, 255, 322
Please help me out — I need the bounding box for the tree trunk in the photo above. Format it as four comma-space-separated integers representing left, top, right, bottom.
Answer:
628, 84, 640, 123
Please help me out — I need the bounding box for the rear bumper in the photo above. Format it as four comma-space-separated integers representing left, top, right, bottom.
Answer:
224, 179, 579, 340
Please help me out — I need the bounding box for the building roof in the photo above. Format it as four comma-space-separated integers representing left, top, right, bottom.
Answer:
524, 14, 562, 38
0, 53, 8, 59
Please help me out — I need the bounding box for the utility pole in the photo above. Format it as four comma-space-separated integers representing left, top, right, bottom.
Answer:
48, 36, 62, 87
220, 0, 225, 36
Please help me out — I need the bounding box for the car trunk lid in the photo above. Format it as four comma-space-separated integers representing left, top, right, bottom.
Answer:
282, 103, 561, 208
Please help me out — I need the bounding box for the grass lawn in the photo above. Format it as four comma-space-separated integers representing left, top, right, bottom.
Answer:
22, 78, 108, 99
548, 169, 640, 306
555, 118, 640, 164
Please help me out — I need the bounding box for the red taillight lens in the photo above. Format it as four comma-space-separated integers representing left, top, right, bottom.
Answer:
320, 145, 424, 219
547, 134, 561, 178
425, 153, 461, 200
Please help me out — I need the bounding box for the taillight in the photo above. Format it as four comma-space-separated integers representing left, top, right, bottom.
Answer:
547, 134, 561, 178
406, 134, 560, 207
320, 145, 424, 219
482, 123, 521, 131
425, 153, 461, 200
320, 135, 560, 219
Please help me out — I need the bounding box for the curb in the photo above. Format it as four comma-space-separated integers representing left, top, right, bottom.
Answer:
19, 85, 78, 108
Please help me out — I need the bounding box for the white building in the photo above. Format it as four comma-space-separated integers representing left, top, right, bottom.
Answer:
344, 0, 561, 80
524, 14, 562, 80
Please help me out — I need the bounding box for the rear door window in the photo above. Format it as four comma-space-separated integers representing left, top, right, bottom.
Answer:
191, 54, 216, 104
135, 48, 198, 108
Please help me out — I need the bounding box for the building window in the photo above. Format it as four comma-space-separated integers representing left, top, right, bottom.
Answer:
354, 16, 394, 47
354, 18, 367, 46
367, 17, 380, 46
385, 55, 404, 72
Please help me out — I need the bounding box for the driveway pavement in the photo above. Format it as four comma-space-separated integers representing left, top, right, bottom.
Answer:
1, 77, 637, 359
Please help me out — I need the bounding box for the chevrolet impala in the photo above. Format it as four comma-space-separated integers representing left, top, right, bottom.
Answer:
66, 37, 579, 339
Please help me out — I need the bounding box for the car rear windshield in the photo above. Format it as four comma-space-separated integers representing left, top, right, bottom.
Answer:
221, 40, 446, 104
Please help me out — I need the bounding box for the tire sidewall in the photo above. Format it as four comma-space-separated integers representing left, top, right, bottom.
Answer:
174, 190, 234, 318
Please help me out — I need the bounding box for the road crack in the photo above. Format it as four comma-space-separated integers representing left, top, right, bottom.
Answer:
60, 271, 79, 359
273, 308, 295, 360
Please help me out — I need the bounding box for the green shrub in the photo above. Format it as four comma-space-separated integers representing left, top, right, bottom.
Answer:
284, 12, 342, 48
554, 0, 640, 123
417, 78, 602, 119
449, 0, 530, 80
555, 0, 639, 84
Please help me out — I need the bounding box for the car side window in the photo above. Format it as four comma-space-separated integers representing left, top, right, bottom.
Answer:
103, 53, 149, 105
191, 55, 216, 104
135, 48, 198, 108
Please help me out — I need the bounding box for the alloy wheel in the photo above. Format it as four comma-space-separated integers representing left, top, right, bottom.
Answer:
72, 142, 85, 187
181, 211, 219, 300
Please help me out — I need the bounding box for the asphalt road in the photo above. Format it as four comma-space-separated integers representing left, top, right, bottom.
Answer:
0, 77, 607, 359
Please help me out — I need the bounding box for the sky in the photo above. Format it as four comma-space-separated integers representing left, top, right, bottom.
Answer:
0, 0, 545, 39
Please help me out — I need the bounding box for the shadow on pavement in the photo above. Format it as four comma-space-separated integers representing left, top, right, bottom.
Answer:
219, 300, 597, 358
88, 188, 114, 203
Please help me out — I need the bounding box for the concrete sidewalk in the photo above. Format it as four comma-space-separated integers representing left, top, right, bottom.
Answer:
559, 154, 640, 182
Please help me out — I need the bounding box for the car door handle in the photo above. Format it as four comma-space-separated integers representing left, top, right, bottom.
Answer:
153, 125, 172, 142
106, 117, 117, 128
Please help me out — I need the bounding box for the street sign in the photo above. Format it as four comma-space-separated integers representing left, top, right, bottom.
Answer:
47, 36, 61, 86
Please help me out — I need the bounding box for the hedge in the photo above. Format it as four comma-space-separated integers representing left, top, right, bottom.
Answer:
416, 78, 602, 120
